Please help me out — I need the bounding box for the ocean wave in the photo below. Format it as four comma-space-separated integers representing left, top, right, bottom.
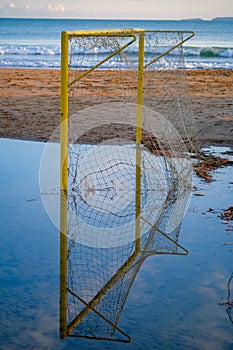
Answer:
185, 61, 233, 69
1, 58, 232, 70
0, 43, 232, 69
1, 44, 233, 59
184, 46, 233, 58
0, 45, 60, 56
0, 58, 60, 68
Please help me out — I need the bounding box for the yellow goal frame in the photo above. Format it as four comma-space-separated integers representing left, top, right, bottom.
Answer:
59, 28, 193, 340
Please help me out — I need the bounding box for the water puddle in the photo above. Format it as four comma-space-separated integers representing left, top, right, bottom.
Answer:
0, 138, 232, 350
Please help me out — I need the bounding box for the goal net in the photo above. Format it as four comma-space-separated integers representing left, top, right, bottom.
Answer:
59, 28, 196, 341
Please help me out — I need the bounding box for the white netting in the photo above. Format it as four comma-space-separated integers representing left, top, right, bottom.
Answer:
60, 30, 196, 340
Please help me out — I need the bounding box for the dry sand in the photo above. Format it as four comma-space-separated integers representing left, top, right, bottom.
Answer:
0, 68, 232, 146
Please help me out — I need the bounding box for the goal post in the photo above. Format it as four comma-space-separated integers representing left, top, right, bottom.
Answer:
60, 31, 69, 339
59, 28, 195, 341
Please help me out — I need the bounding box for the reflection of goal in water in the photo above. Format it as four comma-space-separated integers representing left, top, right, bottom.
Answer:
59, 28, 196, 341
62, 143, 190, 342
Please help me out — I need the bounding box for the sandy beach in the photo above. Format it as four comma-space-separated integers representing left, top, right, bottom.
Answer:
0, 68, 232, 146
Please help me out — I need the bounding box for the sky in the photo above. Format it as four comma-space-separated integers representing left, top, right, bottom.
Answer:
0, 0, 232, 20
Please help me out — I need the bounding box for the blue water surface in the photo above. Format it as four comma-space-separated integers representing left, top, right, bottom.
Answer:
0, 138, 233, 350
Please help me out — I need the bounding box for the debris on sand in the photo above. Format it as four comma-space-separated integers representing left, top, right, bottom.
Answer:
220, 206, 233, 232
193, 155, 233, 182
221, 206, 233, 222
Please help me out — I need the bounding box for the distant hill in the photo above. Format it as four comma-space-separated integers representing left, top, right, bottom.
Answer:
212, 17, 233, 21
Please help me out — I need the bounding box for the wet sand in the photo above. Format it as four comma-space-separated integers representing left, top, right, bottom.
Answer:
0, 68, 232, 146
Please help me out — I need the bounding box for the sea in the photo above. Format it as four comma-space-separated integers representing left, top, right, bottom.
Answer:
0, 17, 233, 69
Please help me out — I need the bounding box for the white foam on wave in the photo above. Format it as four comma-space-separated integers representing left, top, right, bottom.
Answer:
0, 44, 60, 56
0, 43, 232, 69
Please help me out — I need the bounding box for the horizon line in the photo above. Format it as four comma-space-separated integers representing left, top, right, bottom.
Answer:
0, 16, 233, 21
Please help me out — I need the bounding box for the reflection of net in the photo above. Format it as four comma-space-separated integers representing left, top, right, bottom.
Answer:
220, 273, 233, 326
66, 143, 190, 340
63, 30, 194, 340
67, 174, 188, 341
69, 143, 162, 246
67, 241, 142, 341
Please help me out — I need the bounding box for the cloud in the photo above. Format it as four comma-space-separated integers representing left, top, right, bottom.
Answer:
9, 2, 16, 8
47, 4, 65, 13
0, 2, 66, 17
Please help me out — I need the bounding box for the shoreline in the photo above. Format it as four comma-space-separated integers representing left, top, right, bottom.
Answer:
0, 68, 232, 146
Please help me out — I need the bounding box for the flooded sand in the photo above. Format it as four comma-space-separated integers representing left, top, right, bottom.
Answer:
0, 138, 232, 350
